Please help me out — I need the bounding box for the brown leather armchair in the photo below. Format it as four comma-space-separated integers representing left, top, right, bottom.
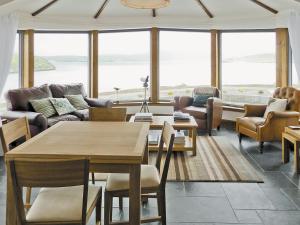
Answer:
236, 87, 300, 153
174, 87, 223, 135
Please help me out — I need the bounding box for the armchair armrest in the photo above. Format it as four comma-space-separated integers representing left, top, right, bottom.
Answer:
244, 104, 267, 117
84, 97, 113, 108
173, 96, 193, 111
207, 97, 223, 132
264, 111, 300, 122
0, 111, 48, 130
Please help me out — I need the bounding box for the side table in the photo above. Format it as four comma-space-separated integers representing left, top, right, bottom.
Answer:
282, 127, 300, 173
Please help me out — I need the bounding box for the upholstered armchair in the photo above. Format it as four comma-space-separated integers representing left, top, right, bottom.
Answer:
236, 87, 300, 153
174, 87, 223, 135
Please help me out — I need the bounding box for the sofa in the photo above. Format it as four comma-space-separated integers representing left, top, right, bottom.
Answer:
174, 87, 223, 135
236, 87, 300, 153
0, 83, 113, 136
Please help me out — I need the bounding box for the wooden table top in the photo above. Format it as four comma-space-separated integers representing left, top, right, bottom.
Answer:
129, 115, 198, 129
5, 121, 150, 164
284, 127, 300, 140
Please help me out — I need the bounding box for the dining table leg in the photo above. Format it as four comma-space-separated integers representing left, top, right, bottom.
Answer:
129, 164, 141, 225
6, 160, 19, 225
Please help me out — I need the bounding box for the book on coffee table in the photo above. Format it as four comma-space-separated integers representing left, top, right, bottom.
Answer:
134, 113, 153, 122
173, 112, 190, 121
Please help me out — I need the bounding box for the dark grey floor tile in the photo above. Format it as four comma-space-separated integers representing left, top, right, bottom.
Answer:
234, 209, 262, 224
261, 188, 299, 210
167, 197, 237, 223
257, 210, 300, 225
280, 188, 300, 209
215, 224, 262, 225
259, 172, 298, 188
184, 182, 225, 197
166, 182, 186, 197
222, 183, 274, 210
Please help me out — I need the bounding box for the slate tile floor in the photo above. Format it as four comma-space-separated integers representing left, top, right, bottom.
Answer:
1, 122, 300, 225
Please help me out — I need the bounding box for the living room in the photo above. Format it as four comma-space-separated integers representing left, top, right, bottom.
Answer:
1, 0, 300, 225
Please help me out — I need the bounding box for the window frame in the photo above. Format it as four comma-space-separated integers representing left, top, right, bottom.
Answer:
219, 29, 276, 105
158, 28, 211, 102
97, 28, 152, 102
33, 30, 90, 95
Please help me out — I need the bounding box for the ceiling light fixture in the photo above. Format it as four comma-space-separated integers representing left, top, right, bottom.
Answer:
120, 0, 170, 9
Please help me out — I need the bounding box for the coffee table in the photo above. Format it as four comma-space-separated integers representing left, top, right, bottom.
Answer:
130, 115, 198, 156
282, 127, 300, 173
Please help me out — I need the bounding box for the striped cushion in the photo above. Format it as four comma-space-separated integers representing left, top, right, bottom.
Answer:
65, 95, 89, 110
30, 98, 57, 118
50, 98, 76, 116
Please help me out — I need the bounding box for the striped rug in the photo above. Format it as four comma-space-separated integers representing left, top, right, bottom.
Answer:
149, 136, 263, 182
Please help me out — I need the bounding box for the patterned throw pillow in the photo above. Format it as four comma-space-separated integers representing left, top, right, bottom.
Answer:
64, 95, 89, 110
192, 94, 213, 107
30, 98, 57, 118
50, 98, 76, 116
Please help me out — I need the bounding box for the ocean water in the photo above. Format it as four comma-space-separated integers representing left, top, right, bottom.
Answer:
1, 60, 276, 107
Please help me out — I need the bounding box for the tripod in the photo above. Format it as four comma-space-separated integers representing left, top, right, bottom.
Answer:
140, 86, 150, 113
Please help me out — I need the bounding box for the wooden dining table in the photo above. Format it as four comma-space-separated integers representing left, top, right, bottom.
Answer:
5, 121, 150, 225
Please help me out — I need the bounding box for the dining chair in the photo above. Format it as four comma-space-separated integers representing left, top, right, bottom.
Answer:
89, 107, 127, 184
8, 159, 102, 225
89, 107, 127, 122
104, 121, 175, 225
0, 117, 32, 210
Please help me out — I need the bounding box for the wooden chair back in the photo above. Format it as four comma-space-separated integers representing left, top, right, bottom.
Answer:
0, 117, 31, 154
89, 107, 127, 121
155, 122, 175, 187
9, 159, 90, 225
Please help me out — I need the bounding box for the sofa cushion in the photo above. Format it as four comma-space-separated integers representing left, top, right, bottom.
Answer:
263, 98, 287, 118
49, 83, 87, 98
237, 117, 266, 131
72, 109, 89, 121
182, 106, 207, 120
30, 98, 57, 118
5, 85, 52, 111
50, 98, 76, 116
47, 114, 80, 127
192, 94, 212, 107
65, 95, 89, 110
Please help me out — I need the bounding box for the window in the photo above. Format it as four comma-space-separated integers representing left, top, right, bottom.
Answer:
34, 33, 89, 91
159, 31, 211, 100
221, 32, 276, 105
98, 31, 150, 102
0, 33, 20, 111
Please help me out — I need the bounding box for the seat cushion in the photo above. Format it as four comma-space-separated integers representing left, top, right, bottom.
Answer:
106, 165, 160, 192
5, 84, 52, 111
182, 106, 207, 120
73, 109, 89, 121
26, 185, 100, 222
47, 114, 80, 127
49, 83, 87, 98
237, 117, 266, 131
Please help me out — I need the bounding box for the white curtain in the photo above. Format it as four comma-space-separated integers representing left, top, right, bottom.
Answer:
0, 14, 18, 95
288, 11, 300, 81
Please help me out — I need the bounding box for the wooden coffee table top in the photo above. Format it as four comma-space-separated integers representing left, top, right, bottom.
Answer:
129, 115, 198, 129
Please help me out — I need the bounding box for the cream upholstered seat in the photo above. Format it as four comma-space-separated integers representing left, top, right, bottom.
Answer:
26, 186, 100, 222
106, 165, 160, 192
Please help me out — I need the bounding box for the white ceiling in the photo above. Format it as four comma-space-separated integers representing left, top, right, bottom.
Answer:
0, 0, 300, 30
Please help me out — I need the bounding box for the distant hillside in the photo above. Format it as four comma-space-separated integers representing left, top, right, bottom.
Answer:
10, 55, 55, 73
44, 54, 150, 64
223, 53, 275, 63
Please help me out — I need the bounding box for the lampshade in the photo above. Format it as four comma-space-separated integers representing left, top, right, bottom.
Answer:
121, 0, 170, 9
